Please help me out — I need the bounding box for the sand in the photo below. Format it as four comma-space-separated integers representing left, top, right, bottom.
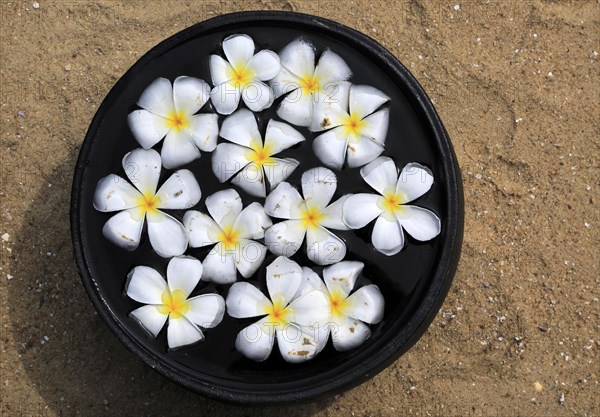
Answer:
1, 1, 598, 416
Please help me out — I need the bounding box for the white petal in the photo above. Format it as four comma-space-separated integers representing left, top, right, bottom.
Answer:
372, 215, 404, 255
359, 156, 397, 195
160, 130, 201, 169
233, 202, 272, 240
166, 255, 202, 297
346, 136, 385, 169
146, 211, 188, 258
396, 163, 434, 203
263, 158, 299, 189
361, 108, 389, 145
155, 169, 201, 210
312, 128, 348, 170
313, 49, 352, 83
266, 256, 303, 305
295, 267, 328, 299
210, 82, 241, 115
276, 324, 319, 363
137, 77, 175, 118
342, 193, 383, 229
309, 82, 351, 132
279, 38, 315, 78
219, 108, 260, 148
264, 182, 304, 219
122, 148, 161, 195
349, 85, 390, 120
345, 284, 385, 324
320, 195, 351, 230
235, 317, 275, 361
173, 76, 210, 115
235, 239, 267, 278
306, 226, 346, 266
130, 305, 168, 337
301, 167, 337, 210
269, 66, 301, 98
331, 315, 371, 352
205, 189, 243, 228
102, 209, 144, 251
186, 113, 219, 152
246, 50, 280, 81
185, 294, 225, 328
397, 206, 441, 241
127, 110, 169, 149
126, 265, 167, 304
167, 317, 204, 349
211, 143, 251, 183
264, 220, 306, 257
183, 210, 221, 248
264, 119, 306, 154
241, 80, 274, 112
232, 162, 266, 197
323, 260, 364, 298
222, 34, 255, 66
276, 91, 313, 127
201, 244, 238, 284
287, 290, 330, 327
209, 54, 233, 86
93, 175, 142, 212
226, 282, 270, 318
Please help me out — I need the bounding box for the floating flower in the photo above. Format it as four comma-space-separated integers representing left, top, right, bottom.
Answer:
311, 84, 389, 170
94, 148, 200, 257
126, 256, 225, 349
226, 256, 330, 362
127, 76, 218, 169
212, 109, 305, 197
293, 261, 384, 352
342, 157, 441, 255
270, 38, 352, 127
264, 167, 349, 265
184, 189, 272, 284
209, 34, 281, 115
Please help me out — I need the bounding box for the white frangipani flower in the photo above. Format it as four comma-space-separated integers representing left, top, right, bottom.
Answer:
212, 109, 305, 197
209, 34, 281, 115
293, 261, 384, 352
184, 189, 272, 284
127, 76, 218, 169
126, 256, 225, 349
270, 38, 352, 127
94, 148, 200, 258
226, 256, 330, 363
342, 156, 441, 255
264, 167, 350, 266
311, 84, 390, 170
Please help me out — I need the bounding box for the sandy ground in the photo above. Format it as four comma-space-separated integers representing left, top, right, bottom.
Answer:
0, 0, 598, 416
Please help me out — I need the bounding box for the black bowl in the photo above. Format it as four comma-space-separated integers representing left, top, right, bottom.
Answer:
71, 11, 463, 404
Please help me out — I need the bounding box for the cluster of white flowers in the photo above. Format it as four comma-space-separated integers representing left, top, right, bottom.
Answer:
93, 34, 440, 358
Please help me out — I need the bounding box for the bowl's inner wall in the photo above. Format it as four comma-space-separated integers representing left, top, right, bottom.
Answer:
78, 21, 446, 389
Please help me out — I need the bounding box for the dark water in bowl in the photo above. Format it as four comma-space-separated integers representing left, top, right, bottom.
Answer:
77, 21, 446, 390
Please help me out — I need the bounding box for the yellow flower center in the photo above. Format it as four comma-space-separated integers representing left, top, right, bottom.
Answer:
265, 297, 291, 326
378, 191, 407, 217
137, 193, 160, 215
158, 289, 190, 320
341, 112, 367, 137
300, 205, 324, 230
227, 63, 255, 87
329, 288, 350, 318
247, 141, 274, 167
300, 75, 320, 94
166, 110, 189, 133
217, 225, 240, 251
